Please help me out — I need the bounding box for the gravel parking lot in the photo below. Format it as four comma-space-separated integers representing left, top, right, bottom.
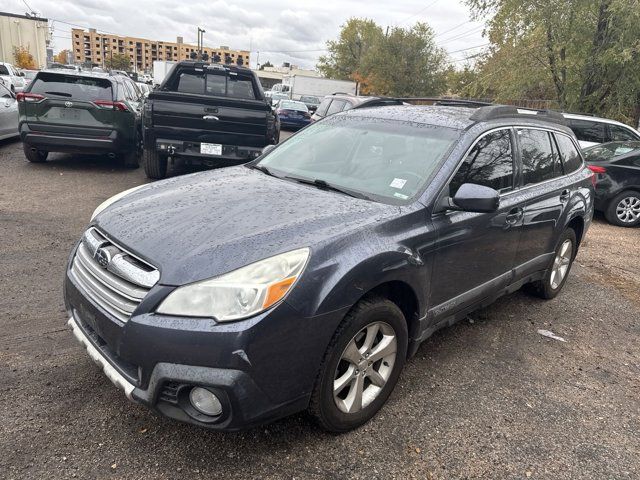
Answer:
1, 134, 638, 479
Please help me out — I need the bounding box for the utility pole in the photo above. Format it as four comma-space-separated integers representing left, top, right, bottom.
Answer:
197, 27, 205, 60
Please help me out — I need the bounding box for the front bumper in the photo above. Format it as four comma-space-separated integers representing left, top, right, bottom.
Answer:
64, 265, 346, 430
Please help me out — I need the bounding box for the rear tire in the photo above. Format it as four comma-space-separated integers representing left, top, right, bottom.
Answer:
23, 143, 48, 163
308, 296, 408, 433
526, 228, 577, 300
143, 148, 168, 179
604, 191, 640, 227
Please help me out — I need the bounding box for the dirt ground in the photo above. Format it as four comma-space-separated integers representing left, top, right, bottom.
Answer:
1, 135, 638, 479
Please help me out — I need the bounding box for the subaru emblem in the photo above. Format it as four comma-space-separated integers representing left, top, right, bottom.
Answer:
65, 101, 73, 108
95, 247, 111, 268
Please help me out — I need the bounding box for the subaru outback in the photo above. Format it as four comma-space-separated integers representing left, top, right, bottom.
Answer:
18, 70, 143, 167
65, 105, 594, 432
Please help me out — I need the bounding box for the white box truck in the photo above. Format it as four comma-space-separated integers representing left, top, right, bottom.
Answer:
279, 75, 357, 100
152, 61, 177, 86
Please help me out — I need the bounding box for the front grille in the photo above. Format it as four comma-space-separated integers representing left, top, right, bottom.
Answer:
69, 228, 159, 323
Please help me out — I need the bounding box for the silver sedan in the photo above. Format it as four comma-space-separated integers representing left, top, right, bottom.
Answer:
0, 82, 18, 141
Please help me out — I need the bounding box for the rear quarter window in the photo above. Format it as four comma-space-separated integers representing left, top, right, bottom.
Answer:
608, 124, 640, 142
29, 73, 113, 102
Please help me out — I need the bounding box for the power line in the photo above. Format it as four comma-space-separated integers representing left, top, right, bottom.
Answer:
435, 20, 473, 38
447, 43, 491, 54
437, 25, 484, 45
395, 0, 441, 26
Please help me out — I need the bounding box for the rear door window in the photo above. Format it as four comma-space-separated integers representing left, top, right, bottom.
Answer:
326, 99, 347, 116
554, 134, 583, 173
518, 129, 563, 185
29, 73, 113, 102
0, 65, 9, 75
607, 124, 640, 142
450, 129, 514, 196
567, 119, 606, 143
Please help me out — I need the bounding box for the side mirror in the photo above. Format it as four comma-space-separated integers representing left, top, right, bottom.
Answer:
262, 144, 276, 155
450, 183, 500, 213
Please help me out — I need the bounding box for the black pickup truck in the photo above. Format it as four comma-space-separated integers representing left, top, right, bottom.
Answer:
142, 61, 280, 179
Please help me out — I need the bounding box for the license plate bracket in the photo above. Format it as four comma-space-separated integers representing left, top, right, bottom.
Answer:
201, 143, 223, 155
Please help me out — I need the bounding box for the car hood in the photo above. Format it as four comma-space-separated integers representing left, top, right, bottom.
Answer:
94, 166, 395, 285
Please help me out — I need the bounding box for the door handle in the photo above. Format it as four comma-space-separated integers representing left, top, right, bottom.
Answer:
560, 189, 571, 202
505, 207, 524, 225
203, 115, 219, 121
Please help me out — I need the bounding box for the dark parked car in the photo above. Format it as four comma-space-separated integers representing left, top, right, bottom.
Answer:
18, 70, 143, 167
311, 93, 404, 122
583, 141, 640, 227
142, 61, 279, 179
65, 105, 593, 433
276, 99, 311, 130
299, 95, 321, 113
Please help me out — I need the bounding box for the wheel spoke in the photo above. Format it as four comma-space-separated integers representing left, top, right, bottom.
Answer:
560, 241, 570, 257
367, 369, 386, 387
362, 323, 380, 353
341, 339, 362, 365
369, 335, 397, 363
334, 365, 355, 394
550, 268, 557, 288
343, 374, 364, 413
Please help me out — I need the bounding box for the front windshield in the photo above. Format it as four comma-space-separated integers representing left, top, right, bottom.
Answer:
279, 101, 308, 112
258, 115, 459, 203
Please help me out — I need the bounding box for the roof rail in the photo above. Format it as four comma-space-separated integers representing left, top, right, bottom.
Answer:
470, 105, 566, 125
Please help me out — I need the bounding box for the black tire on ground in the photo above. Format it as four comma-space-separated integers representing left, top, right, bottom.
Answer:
143, 148, 168, 179
308, 296, 408, 433
526, 228, 577, 300
604, 191, 640, 227
23, 143, 48, 163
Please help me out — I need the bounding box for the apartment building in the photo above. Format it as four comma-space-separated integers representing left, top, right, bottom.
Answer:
71, 28, 250, 72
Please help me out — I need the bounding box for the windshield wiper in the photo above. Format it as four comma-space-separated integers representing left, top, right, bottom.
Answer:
44, 91, 73, 97
284, 175, 371, 200
248, 164, 277, 177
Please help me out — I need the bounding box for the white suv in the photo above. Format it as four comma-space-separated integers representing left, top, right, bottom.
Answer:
563, 113, 640, 148
0, 62, 26, 93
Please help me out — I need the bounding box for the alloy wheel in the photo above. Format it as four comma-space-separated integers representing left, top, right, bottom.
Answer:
550, 239, 573, 289
333, 321, 397, 414
615, 196, 640, 223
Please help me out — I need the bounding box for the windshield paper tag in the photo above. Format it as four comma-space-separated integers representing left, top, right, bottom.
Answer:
390, 178, 407, 189
394, 192, 409, 199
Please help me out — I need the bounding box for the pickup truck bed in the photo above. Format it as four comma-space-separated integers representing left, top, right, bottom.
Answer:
142, 61, 279, 179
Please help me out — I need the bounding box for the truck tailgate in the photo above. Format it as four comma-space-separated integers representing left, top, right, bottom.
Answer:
149, 92, 269, 147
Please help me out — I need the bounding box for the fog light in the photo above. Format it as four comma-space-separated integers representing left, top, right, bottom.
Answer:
189, 387, 222, 416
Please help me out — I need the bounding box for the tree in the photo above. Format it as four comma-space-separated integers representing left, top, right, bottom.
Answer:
365, 23, 448, 97
13, 46, 36, 69
53, 50, 71, 65
105, 53, 131, 71
259, 60, 273, 70
317, 19, 448, 97
317, 18, 384, 82
465, 0, 640, 124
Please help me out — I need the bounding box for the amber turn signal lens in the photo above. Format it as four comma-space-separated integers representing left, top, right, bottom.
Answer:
263, 276, 297, 309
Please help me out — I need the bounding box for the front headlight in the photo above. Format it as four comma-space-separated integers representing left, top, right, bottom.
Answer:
91, 184, 147, 220
156, 248, 310, 321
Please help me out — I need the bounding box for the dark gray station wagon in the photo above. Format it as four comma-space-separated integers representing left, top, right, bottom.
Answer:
65, 105, 594, 432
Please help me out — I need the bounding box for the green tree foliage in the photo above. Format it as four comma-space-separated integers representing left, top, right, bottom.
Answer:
259, 60, 273, 70
105, 53, 131, 71
465, 0, 640, 124
317, 18, 448, 96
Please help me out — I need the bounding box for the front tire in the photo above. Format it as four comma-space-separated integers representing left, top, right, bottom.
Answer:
527, 228, 577, 299
23, 143, 48, 163
143, 148, 168, 179
309, 297, 408, 433
604, 191, 640, 227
